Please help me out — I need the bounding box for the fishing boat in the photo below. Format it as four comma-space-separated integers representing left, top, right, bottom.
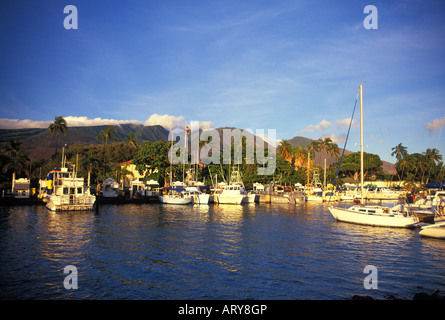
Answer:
228, 168, 256, 203
419, 221, 445, 239
328, 85, 419, 228
45, 165, 96, 211
216, 184, 246, 204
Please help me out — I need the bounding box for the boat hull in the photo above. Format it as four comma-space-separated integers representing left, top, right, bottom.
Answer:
216, 195, 245, 205
158, 195, 192, 204
329, 206, 419, 228
419, 222, 445, 239
46, 195, 96, 211
191, 193, 210, 204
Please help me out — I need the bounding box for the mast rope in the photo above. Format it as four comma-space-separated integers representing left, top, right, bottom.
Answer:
332, 87, 360, 192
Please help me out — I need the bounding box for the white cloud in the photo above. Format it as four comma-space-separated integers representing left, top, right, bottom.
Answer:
64, 116, 141, 127
0, 117, 141, 129
321, 133, 347, 145
144, 114, 216, 131
296, 119, 332, 134
335, 118, 355, 129
144, 114, 185, 131
425, 115, 445, 132
0, 118, 51, 129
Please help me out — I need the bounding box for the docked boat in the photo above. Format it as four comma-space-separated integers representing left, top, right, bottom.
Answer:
419, 221, 445, 239
328, 85, 419, 228
365, 187, 403, 200
411, 190, 445, 210
102, 178, 119, 198
330, 204, 418, 228
215, 184, 246, 204
185, 186, 210, 204
305, 188, 323, 202
158, 190, 192, 204
45, 167, 96, 211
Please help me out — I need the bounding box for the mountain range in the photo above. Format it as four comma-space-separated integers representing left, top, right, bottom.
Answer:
0, 124, 395, 174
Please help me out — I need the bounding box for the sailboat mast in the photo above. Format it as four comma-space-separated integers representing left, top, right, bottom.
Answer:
359, 84, 364, 203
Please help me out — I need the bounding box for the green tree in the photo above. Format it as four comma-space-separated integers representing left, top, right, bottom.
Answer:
48, 116, 68, 154
125, 132, 139, 149
96, 125, 118, 164
391, 143, 408, 181
2, 149, 29, 181
337, 151, 383, 181
132, 141, 171, 187
423, 148, 443, 184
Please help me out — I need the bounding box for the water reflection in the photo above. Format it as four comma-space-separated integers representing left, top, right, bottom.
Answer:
1, 202, 445, 299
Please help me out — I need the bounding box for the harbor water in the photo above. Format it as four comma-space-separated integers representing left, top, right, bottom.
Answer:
1, 202, 444, 300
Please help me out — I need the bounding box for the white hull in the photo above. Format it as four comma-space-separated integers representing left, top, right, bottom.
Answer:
329, 206, 419, 228
419, 222, 445, 239
306, 195, 323, 202
270, 195, 291, 203
46, 194, 96, 211
191, 193, 210, 204
217, 194, 246, 204
244, 193, 257, 203
158, 195, 192, 204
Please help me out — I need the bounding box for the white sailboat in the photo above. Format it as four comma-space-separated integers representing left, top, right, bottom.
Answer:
328, 85, 419, 228
158, 128, 192, 205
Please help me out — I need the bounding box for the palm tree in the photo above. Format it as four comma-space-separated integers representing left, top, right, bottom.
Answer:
423, 148, 443, 184
307, 140, 320, 160
391, 143, 408, 161
278, 140, 293, 162
312, 137, 336, 165
2, 140, 22, 158
48, 116, 68, 154
391, 143, 408, 181
96, 125, 118, 163
2, 151, 30, 183
125, 132, 138, 149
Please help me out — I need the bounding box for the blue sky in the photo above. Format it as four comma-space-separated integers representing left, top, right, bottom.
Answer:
0, 0, 444, 163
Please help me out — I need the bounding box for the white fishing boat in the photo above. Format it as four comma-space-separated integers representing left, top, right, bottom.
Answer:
228, 168, 255, 203
328, 85, 419, 228
45, 167, 96, 211
419, 221, 445, 239
216, 184, 246, 204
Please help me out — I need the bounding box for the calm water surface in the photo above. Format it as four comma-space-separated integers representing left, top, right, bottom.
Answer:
1, 202, 444, 300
